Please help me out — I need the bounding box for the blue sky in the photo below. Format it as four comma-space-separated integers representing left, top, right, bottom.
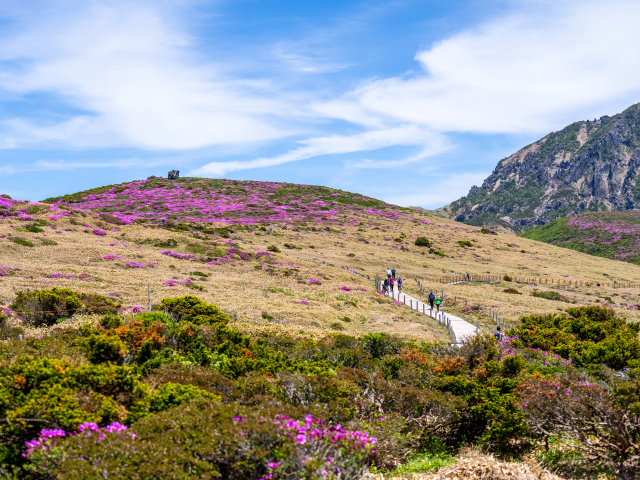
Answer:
1, 0, 640, 207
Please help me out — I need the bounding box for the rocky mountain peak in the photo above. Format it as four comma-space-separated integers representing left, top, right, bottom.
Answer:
439, 103, 640, 233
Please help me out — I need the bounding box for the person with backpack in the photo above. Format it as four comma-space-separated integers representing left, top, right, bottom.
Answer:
383, 277, 390, 295
391, 267, 396, 279
389, 276, 395, 295
435, 294, 442, 312
495, 326, 503, 341
428, 290, 435, 310
397, 278, 403, 293
386, 267, 391, 278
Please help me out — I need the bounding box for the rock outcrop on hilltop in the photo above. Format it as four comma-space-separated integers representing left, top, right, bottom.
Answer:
439, 103, 640, 233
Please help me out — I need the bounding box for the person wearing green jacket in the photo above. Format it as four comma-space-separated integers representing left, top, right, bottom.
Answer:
435, 295, 442, 312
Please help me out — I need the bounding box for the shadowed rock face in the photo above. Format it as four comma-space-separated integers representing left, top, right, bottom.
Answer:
440, 103, 640, 233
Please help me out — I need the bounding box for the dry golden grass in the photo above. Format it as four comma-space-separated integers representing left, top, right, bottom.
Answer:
2, 207, 640, 340
366, 449, 563, 480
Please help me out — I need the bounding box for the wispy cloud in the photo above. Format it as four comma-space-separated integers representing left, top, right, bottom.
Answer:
0, 0, 296, 150
316, 0, 640, 134
191, 125, 445, 176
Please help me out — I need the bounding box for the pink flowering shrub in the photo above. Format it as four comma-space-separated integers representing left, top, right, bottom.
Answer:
308, 279, 322, 285
124, 261, 144, 268
92, 229, 106, 236
24, 400, 375, 480
299, 300, 309, 305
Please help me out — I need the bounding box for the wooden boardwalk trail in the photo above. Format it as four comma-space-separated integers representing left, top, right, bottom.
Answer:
376, 280, 478, 345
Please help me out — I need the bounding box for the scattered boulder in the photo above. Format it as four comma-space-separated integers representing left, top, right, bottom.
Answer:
168, 170, 180, 180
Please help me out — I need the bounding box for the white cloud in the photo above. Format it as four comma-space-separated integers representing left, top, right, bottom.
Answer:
190, 125, 447, 176
316, 0, 640, 134
0, 0, 295, 150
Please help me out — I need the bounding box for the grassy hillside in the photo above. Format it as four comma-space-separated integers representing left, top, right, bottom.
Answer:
521, 210, 640, 265
4, 178, 640, 477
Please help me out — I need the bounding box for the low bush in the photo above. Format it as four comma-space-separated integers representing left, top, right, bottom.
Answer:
10, 288, 82, 326
161, 295, 229, 325
27, 399, 376, 480
532, 290, 572, 302
511, 306, 640, 370
503, 275, 512, 282
10, 237, 34, 247
457, 240, 473, 247
503, 288, 521, 294
415, 237, 431, 247
267, 244, 280, 253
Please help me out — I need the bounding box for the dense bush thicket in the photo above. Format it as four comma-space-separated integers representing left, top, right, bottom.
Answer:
511, 306, 640, 370
9, 288, 121, 326
3, 298, 640, 478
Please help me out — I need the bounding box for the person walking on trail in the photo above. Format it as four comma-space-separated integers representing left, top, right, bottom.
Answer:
391, 268, 396, 279
386, 267, 392, 278
495, 326, 503, 341
435, 295, 442, 312
428, 290, 435, 310
383, 277, 390, 295
389, 276, 395, 295
397, 278, 403, 293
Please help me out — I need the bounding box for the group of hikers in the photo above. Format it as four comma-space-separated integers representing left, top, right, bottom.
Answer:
380, 268, 506, 341
381, 268, 444, 312
382, 267, 403, 295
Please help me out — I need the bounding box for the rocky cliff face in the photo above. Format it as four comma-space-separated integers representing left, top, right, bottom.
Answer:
439, 103, 640, 233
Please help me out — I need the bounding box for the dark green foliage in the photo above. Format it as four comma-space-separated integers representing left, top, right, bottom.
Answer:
503, 275, 512, 282
481, 228, 497, 235
532, 290, 572, 302
161, 295, 229, 325
457, 240, 473, 247
0, 357, 146, 465
503, 288, 521, 294
511, 306, 640, 369
10, 237, 34, 247
10, 288, 82, 326
99, 315, 122, 330
429, 247, 446, 257
77, 292, 122, 315
24, 224, 44, 233
414, 237, 431, 247
267, 244, 280, 253
28, 399, 373, 480
83, 334, 128, 364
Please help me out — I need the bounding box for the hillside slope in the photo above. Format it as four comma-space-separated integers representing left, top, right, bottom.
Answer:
439, 103, 640, 233
2, 177, 640, 340
521, 210, 640, 265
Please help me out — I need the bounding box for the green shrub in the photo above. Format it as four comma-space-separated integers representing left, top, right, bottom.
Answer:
503, 275, 512, 282
25, 224, 44, 233
330, 322, 344, 331
512, 306, 640, 369
415, 237, 431, 247
267, 244, 280, 253
191, 271, 210, 277
99, 315, 122, 330
83, 334, 128, 365
41, 238, 58, 246
532, 290, 572, 303
77, 292, 122, 315
0, 357, 147, 466
429, 248, 446, 257
127, 383, 219, 423
10, 237, 34, 247
10, 288, 82, 326
503, 288, 521, 294
160, 295, 229, 326
28, 399, 375, 480
457, 240, 473, 247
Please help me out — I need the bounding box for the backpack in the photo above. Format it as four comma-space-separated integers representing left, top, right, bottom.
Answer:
428, 293, 435, 301
494, 331, 503, 341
